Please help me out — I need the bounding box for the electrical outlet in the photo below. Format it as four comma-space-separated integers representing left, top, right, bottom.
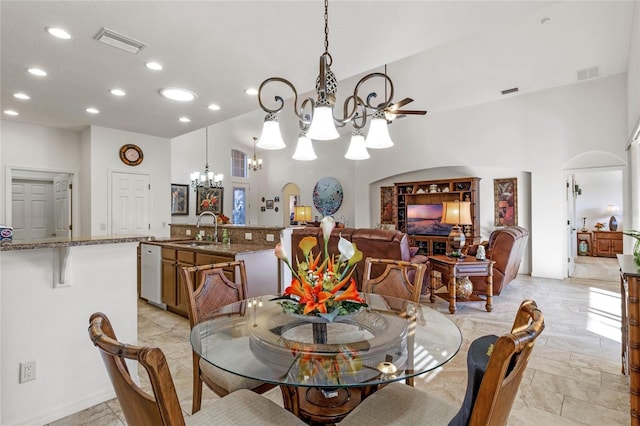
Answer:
245, 233, 252, 240
266, 234, 274, 242
19, 360, 36, 383
185, 229, 191, 236
199, 230, 205, 236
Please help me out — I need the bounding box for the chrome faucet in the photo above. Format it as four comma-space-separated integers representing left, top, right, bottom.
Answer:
196, 211, 218, 243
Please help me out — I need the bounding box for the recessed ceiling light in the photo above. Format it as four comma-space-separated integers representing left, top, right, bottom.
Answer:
208, 104, 221, 111
86, 107, 100, 114
160, 88, 196, 102
46, 27, 71, 39
110, 88, 126, 96
4, 110, 19, 116
14, 93, 30, 100
244, 88, 258, 96
27, 67, 47, 77
145, 61, 163, 71
178, 116, 191, 123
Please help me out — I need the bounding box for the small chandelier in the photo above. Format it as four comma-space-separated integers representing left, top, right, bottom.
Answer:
190, 126, 223, 192
257, 0, 426, 160
248, 137, 263, 171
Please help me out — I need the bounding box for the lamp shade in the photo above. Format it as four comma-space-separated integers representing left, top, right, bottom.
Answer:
365, 116, 394, 149
307, 105, 340, 140
294, 206, 313, 223
441, 201, 472, 225
344, 132, 370, 160
257, 114, 286, 150
292, 134, 317, 161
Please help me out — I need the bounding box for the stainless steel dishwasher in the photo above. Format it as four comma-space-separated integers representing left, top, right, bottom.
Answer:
140, 243, 166, 309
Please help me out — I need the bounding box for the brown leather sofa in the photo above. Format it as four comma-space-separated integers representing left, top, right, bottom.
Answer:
290, 227, 429, 293
467, 226, 529, 295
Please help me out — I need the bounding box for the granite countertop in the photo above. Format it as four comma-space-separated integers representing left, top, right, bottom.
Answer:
145, 240, 276, 256
0, 235, 151, 251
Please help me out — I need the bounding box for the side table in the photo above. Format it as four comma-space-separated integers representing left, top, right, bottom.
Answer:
428, 255, 495, 314
576, 231, 592, 256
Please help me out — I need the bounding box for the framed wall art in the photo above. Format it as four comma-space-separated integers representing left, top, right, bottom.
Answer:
380, 186, 394, 224
170, 184, 189, 215
494, 178, 518, 226
196, 187, 223, 215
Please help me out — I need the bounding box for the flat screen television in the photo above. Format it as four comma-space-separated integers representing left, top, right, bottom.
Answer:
406, 204, 452, 236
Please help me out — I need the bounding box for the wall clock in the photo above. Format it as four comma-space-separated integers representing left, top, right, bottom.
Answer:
119, 144, 143, 166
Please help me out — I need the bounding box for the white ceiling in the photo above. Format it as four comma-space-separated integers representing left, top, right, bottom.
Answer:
1, 1, 636, 141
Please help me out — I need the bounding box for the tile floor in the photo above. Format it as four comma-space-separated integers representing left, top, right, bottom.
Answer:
50, 256, 628, 425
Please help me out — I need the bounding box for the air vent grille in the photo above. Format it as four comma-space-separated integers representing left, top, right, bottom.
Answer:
94, 27, 147, 54
501, 87, 519, 95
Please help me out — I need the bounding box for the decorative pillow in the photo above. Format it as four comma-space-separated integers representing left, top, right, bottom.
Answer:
409, 246, 420, 257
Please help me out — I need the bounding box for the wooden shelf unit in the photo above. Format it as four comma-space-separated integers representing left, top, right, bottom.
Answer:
394, 177, 481, 255
576, 231, 593, 256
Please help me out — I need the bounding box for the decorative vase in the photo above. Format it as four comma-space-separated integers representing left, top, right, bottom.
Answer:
455, 276, 473, 299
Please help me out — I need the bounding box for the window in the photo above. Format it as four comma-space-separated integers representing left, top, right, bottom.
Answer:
231, 149, 247, 178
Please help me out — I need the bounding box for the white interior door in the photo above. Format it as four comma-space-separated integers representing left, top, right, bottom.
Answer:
53, 174, 71, 238
111, 172, 150, 236
11, 179, 53, 241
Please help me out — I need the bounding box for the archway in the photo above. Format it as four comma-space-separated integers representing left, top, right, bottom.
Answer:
281, 182, 300, 227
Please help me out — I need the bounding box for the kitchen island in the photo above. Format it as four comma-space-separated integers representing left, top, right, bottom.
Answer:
0, 235, 148, 425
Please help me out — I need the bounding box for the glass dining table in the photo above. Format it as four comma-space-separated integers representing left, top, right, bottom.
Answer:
190, 293, 462, 424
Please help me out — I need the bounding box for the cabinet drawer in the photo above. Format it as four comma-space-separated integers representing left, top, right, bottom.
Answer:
177, 250, 196, 264
162, 248, 177, 260
195, 253, 233, 266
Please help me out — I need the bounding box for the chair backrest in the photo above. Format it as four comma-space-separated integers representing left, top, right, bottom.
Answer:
468, 299, 544, 426
88, 312, 186, 426
362, 257, 426, 303
179, 260, 248, 328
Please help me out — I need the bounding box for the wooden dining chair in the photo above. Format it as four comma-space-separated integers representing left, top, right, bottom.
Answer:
362, 257, 426, 304
340, 299, 545, 426
179, 260, 274, 414
88, 312, 304, 426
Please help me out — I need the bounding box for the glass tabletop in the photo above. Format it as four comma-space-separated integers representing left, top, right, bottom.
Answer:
190, 293, 462, 388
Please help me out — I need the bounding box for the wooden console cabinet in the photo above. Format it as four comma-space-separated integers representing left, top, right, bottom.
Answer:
593, 231, 623, 257
618, 255, 640, 425
394, 177, 480, 255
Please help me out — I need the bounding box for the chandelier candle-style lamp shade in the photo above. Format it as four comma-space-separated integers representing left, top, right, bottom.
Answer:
442, 200, 473, 257
607, 205, 618, 231
256, 0, 426, 160
294, 206, 313, 224
190, 127, 223, 192
248, 137, 263, 171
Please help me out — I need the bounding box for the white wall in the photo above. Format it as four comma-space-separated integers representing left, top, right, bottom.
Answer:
89, 126, 172, 238
0, 243, 138, 425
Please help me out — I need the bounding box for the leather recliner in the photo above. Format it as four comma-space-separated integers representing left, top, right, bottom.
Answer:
466, 226, 529, 295
290, 227, 429, 293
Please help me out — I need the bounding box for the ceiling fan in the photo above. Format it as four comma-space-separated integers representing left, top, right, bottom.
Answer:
382, 97, 427, 121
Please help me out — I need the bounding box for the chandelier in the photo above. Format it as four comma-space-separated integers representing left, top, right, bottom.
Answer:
256, 0, 426, 160
248, 137, 263, 171
190, 127, 223, 192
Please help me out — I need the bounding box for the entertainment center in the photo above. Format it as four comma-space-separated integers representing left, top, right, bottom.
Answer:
393, 177, 481, 255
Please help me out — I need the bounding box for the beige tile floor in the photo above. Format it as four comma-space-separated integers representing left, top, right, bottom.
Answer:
50, 256, 628, 425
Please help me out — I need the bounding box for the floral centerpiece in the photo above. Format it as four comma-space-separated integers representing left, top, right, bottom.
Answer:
273, 216, 367, 321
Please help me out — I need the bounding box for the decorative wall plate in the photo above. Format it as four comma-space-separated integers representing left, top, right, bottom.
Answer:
313, 177, 343, 216
119, 144, 143, 166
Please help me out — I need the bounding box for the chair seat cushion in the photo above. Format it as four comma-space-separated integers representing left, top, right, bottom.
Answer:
200, 358, 265, 393
340, 382, 458, 426
187, 389, 305, 425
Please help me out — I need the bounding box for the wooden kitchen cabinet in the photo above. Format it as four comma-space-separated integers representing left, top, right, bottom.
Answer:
593, 231, 623, 257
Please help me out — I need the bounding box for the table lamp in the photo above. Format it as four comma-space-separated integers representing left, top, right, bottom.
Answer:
294, 205, 312, 225
442, 200, 472, 257
607, 205, 618, 231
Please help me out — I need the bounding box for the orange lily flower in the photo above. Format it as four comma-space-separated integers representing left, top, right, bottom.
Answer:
332, 280, 364, 304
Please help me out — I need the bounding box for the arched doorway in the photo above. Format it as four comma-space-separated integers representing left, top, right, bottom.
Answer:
281, 182, 300, 227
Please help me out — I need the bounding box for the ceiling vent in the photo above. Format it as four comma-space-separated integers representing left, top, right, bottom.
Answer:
93, 27, 146, 54
501, 87, 519, 95
577, 66, 599, 81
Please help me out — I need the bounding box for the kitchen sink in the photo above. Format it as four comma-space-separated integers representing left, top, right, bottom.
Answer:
175, 240, 220, 247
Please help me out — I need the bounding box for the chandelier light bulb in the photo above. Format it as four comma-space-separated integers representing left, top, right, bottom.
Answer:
365, 115, 394, 149
292, 134, 317, 161
344, 131, 370, 160
307, 105, 340, 140
257, 114, 286, 150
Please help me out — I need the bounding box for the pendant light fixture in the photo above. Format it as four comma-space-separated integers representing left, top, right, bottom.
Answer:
190, 127, 223, 192
256, 0, 426, 160
248, 137, 263, 171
